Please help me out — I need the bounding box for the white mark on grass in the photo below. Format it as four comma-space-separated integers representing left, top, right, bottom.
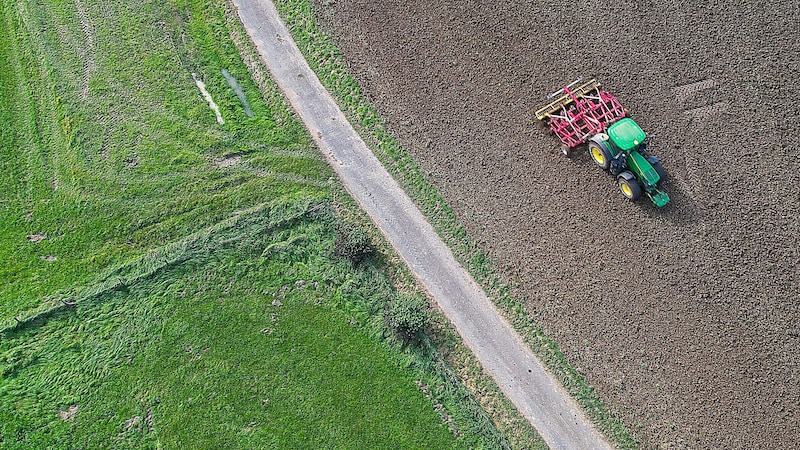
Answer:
40, 255, 58, 262
221, 68, 254, 117
27, 233, 46, 243
192, 73, 224, 125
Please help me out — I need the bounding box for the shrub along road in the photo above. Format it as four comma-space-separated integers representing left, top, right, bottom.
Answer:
231, 0, 612, 448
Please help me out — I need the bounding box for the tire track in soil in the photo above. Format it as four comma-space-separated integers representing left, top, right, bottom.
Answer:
671, 79, 730, 210
671, 79, 717, 105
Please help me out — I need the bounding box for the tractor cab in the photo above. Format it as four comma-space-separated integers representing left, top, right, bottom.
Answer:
587, 117, 670, 207
604, 118, 664, 197
607, 118, 646, 153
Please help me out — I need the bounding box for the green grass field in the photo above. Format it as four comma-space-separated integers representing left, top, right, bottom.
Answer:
1, 202, 471, 448
0, 0, 507, 447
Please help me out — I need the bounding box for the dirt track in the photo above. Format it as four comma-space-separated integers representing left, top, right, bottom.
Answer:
308, 1, 800, 448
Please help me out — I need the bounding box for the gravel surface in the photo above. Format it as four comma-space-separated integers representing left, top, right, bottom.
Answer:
309, 1, 800, 448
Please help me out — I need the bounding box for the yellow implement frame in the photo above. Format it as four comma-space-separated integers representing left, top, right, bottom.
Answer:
534, 78, 602, 120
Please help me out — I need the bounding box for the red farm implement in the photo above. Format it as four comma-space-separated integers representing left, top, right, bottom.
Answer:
535, 77, 670, 207
535, 78, 626, 151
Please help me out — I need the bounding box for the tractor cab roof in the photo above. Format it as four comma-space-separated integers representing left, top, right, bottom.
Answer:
607, 118, 646, 151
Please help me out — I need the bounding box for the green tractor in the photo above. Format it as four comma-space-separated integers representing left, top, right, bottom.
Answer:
587, 118, 669, 207
535, 78, 670, 208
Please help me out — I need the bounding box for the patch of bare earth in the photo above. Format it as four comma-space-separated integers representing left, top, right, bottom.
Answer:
308, 0, 800, 448
213, 153, 242, 168
58, 404, 78, 422
125, 154, 140, 169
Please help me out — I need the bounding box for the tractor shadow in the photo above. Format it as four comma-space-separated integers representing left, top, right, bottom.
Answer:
633, 171, 705, 226
555, 145, 704, 226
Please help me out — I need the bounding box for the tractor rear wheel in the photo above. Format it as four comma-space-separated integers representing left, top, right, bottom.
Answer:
588, 139, 612, 170
618, 172, 642, 200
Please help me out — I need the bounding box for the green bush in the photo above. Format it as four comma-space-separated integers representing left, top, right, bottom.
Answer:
334, 222, 373, 263
387, 294, 429, 341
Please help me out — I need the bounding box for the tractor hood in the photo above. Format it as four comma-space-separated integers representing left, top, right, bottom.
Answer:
608, 118, 646, 151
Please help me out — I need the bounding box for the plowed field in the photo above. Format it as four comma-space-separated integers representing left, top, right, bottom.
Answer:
309, 1, 799, 448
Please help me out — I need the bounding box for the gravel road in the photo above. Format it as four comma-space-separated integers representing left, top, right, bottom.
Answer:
305, 1, 800, 448
231, 0, 613, 448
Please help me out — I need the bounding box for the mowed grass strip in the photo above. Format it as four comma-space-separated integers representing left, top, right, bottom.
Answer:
0, 0, 324, 318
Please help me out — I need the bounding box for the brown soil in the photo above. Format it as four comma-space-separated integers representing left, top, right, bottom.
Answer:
308, 1, 799, 448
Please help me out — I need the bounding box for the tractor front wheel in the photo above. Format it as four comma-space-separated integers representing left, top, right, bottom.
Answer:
617, 172, 642, 200
588, 139, 612, 170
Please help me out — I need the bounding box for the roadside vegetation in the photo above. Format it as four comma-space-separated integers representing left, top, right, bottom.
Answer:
0, 0, 508, 447
273, 0, 638, 447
